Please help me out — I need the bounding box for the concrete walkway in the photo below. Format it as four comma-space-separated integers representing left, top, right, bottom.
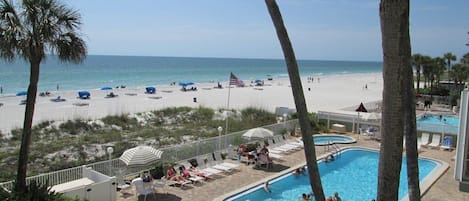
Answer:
117, 133, 469, 201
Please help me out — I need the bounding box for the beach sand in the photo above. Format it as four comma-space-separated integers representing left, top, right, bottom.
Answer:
0, 73, 382, 135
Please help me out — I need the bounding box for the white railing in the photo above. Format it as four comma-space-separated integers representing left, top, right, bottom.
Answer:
0, 119, 299, 191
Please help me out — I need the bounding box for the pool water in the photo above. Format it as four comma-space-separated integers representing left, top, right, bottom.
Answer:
417, 115, 459, 126
225, 148, 439, 201
417, 115, 459, 134
313, 135, 355, 145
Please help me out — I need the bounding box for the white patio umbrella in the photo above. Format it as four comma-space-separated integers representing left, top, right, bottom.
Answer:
242, 127, 274, 139
119, 145, 163, 166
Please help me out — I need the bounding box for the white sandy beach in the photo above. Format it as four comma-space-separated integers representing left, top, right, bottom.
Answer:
0, 73, 383, 135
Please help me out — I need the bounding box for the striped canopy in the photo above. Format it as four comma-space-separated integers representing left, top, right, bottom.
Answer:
242, 127, 274, 139
119, 146, 163, 166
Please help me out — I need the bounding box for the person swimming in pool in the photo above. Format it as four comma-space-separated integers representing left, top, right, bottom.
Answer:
264, 181, 271, 193
324, 153, 335, 162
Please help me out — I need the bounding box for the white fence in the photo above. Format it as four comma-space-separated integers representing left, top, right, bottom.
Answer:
0, 119, 299, 191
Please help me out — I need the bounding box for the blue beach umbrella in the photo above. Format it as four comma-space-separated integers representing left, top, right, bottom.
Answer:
178, 82, 194, 87
16, 91, 27, 96
255, 79, 262, 83
101, 86, 113, 90
145, 87, 156, 94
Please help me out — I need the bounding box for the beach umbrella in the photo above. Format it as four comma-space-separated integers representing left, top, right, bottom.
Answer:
16, 91, 27, 96
78, 91, 91, 99
119, 145, 163, 167
255, 79, 263, 83
355, 102, 368, 113
145, 87, 156, 94
101, 86, 113, 90
242, 127, 274, 139
178, 82, 194, 87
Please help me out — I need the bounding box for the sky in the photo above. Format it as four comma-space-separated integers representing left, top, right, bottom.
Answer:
66, 0, 469, 61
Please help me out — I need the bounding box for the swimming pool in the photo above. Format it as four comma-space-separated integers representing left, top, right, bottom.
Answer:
224, 148, 443, 201
417, 115, 459, 134
313, 134, 356, 146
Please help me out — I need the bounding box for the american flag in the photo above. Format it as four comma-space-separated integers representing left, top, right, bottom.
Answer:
229, 72, 244, 87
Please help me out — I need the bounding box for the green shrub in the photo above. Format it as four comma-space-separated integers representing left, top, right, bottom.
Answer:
59, 120, 93, 135
101, 115, 138, 130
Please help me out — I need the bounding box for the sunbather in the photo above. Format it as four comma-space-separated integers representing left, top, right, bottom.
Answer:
188, 165, 212, 180
166, 165, 188, 182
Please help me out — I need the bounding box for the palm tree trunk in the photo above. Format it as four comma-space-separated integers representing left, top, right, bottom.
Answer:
401, 20, 421, 201
404, 80, 421, 201
377, 0, 409, 200
264, 0, 325, 200
15, 60, 40, 192
416, 67, 420, 92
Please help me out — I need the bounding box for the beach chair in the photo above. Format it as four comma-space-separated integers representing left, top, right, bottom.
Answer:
419, 133, 430, 147
196, 157, 224, 176
427, 134, 441, 149
177, 163, 205, 184
206, 153, 236, 172
213, 152, 240, 169
440, 136, 454, 150
161, 176, 191, 188
132, 178, 155, 201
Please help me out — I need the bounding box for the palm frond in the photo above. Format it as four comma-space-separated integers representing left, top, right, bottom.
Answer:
54, 32, 86, 63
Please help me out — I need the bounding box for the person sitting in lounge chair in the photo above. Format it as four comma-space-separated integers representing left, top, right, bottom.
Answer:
166, 165, 188, 182
188, 165, 212, 180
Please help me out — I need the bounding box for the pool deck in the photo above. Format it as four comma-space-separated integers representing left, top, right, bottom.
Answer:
117, 133, 469, 201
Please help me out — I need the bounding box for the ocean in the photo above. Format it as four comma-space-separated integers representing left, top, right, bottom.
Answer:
0, 55, 382, 95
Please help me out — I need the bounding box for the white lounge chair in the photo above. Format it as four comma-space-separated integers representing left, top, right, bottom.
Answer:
161, 176, 191, 188
132, 178, 155, 201
206, 154, 237, 172
196, 157, 225, 175
427, 134, 441, 149
419, 133, 430, 147
213, 152, 240, 169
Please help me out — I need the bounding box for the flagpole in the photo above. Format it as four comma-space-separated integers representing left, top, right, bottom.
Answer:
225, 73, 232, 136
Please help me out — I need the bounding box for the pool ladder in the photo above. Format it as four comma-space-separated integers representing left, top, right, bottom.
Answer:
324, 141, 341, 159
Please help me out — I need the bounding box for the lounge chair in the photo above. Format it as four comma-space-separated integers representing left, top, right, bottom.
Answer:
131, 178, 155, 201
440, 136, 454, 150
50, 96, 66, 102
177, 163, 205, 184
196, 157, 225, 175
419, 133, 430, 147
161, 176, 191, 188
427, 134, 441, 149
213, 152, 240, 169
206, 153, 236, 172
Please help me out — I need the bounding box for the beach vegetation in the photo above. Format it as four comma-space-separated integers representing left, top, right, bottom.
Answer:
0, 106, 278, 183
0, 0, 87, 192
101, 115, 138, 130
59, 120, 95, 135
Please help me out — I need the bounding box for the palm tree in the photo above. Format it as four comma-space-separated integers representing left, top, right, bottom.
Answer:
421, 55, 433, 89
443, 52, 457, 72
450, 63, 469, 85
461, 53, 469, 64
0, 0, 86, 193
264, 0, 325, 200
412, 53, 423, 91
377, 0, 416, 200
433, 57, 446, 86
